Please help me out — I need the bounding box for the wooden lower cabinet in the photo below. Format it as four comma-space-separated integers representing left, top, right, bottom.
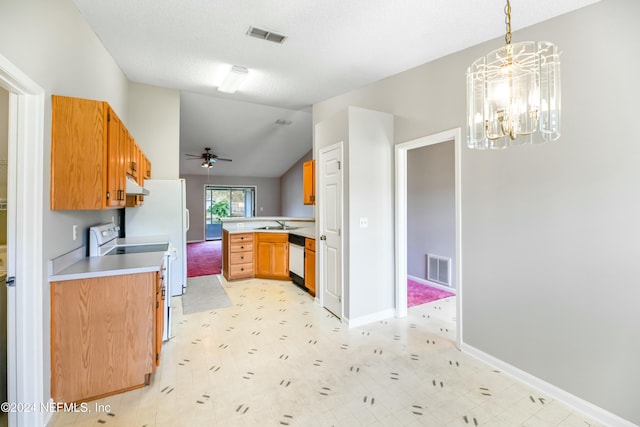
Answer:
255, 232, 289, 280
304, 238, 316, 297
155, 271, 165, 368
51, 272, 160, 403
223, 230, 254, 280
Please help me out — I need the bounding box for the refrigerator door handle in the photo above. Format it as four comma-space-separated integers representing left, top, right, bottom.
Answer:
185, 209, 190, 231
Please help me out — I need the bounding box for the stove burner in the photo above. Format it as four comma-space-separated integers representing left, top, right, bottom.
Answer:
106, 243, 169, 255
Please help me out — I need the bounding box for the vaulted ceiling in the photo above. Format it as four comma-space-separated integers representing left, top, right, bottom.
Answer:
72, 0, 599, 177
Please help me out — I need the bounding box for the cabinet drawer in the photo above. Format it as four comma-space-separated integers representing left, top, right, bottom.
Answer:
305, 238, 316, 251
230, 233, 253, 243
229, 263, 253, 277
230, 252, 253, 264
230, 242, 253, 253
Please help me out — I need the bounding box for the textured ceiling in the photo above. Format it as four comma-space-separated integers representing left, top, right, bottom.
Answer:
72, 0, 599, 177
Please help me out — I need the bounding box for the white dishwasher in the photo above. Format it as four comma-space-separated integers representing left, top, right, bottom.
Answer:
288, 233, 305, 288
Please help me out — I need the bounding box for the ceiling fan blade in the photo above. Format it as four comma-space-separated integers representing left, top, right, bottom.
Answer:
184, 153, 202, 158
216, 158, 233, 162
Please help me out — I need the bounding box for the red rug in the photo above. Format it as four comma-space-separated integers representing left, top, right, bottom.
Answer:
408, 278, 455, 307
187, 241, 222, 278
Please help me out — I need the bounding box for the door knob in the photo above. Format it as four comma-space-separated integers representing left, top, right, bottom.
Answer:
320, 235, 326, 241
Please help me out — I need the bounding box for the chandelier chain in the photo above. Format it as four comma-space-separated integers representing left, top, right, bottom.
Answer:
504, 0, 512, 45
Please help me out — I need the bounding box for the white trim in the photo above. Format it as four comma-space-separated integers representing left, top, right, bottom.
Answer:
0, 53, 46, 427
344, 308, 396, 328
461, 343, 637, 427
394, 128, 462, 349
407, 274, 456, 294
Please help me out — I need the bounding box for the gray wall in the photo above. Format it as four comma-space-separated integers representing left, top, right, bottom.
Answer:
128, 82, 181, 179
407, 141, 455, 287
313, 0, 640, 423
315, 107, 394, 322
280, 150, 314, 218
0, 0, 181, 407
183, 174, 282, 241
0, 0, 129, 406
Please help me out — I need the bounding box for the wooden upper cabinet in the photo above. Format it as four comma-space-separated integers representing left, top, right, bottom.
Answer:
51, 95, 110, 210
125, 130, 136, 179
143, 153, 152, 180
51, 95, 150, 210
106, 109, 126, 208
303, 159, 315, 205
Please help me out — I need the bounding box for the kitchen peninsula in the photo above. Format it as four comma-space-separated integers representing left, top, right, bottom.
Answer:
221, 217, 316, 293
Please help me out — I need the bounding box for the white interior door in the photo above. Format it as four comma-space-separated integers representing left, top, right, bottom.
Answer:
319, 142, 343, 318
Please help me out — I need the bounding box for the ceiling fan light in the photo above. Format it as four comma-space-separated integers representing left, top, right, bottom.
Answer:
218, 66, 249, 93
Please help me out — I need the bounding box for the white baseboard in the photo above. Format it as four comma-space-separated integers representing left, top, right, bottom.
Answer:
408, 274, 457, 294
461, 343, 637, 427
345, 308, 395, 328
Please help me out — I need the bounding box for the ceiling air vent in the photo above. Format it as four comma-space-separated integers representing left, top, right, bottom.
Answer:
246, 26, 287, 44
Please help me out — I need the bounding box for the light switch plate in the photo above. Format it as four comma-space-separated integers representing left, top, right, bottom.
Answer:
359, 217, 368, 228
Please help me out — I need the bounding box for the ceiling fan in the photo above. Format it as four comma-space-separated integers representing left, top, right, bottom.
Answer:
185, 147, 232, 168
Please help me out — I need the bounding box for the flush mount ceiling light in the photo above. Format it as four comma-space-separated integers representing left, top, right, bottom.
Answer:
218, 65, 249, 93
466, 0, 561, 150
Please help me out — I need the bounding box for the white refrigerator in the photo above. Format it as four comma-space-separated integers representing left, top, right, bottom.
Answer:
125, 179, 189, 298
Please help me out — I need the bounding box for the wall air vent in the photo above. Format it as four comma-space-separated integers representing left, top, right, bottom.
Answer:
427, 254, 451, 287
246, 26, 287, 44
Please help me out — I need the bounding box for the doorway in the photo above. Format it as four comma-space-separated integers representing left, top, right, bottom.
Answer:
395, 128, 462, 348
204, 186, 255, 240
0, 55, 46, 426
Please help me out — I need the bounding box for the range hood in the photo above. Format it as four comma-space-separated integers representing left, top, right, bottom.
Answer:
126, 176, 150, 196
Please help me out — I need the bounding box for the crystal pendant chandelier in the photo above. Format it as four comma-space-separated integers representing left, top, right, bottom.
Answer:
466, 1, 561, 149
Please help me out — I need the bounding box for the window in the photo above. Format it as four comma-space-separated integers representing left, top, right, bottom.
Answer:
204, 186, 255, 240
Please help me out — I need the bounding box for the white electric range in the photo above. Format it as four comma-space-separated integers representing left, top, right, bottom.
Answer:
89, 222, 174, 341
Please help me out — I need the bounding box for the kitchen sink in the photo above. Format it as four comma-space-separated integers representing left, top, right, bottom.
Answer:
255, 226, 298, 230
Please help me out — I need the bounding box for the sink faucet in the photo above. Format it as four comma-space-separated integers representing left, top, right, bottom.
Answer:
275, 220, 287, 228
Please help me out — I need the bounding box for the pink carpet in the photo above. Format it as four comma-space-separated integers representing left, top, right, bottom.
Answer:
187, 240, 222, 278
407, 278, 455, 307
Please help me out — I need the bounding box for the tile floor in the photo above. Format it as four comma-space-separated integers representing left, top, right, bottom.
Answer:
49, 277, 603, 427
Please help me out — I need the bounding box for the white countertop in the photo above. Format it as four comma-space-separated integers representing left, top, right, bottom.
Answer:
49, 249, 166, 282
222, 219, 316, 240
220, 217, 314, 222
